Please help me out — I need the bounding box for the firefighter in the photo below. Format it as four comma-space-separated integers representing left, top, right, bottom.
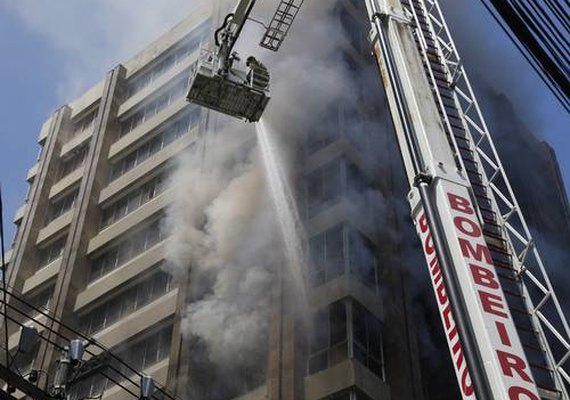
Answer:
246, 56, 270, 89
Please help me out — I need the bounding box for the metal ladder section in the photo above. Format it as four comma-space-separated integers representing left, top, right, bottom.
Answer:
399, 0, 570, 397
259, 0, 305, 51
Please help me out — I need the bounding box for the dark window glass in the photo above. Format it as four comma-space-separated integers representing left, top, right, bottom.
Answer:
81, 269, 172, 334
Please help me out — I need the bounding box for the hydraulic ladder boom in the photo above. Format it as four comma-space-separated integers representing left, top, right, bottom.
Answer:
363, 0, 569, 398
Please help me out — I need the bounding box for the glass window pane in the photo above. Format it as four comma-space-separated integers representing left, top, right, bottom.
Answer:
326, 225, 345, 279
329, 301, 347, 345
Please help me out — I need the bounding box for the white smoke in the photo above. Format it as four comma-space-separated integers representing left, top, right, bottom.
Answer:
164, 1, 393, 396
164, 119, 281, 368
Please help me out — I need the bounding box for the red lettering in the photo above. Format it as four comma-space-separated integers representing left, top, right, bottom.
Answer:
461, 368, 474, 396
479, 290, 508, 318
442, 304, 453, 331
430, 257, 442, 285
418, 213, 429, 233
470, 264, 499, 289
454, 216, 482, 237
459, 238, 493, 264
496, 321, 512, 347
448, 325, 458, 341
508, 386, 539, 400
452, 339, 464, 368
425, 233, 435, 256
448, 193, 474, 215
437, 279, 447, 305
497, 350, 533, 383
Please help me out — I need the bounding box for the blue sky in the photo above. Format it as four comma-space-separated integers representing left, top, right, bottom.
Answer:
0, 0, 568, 246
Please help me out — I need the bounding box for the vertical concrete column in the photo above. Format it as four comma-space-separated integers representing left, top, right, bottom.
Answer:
7, 107, 71, 290
168, 272, 192, 395
37, 64, 126, 378
267, 276, 304, 400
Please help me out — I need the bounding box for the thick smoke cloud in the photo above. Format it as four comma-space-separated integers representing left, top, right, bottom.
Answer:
164, 1, 392, 397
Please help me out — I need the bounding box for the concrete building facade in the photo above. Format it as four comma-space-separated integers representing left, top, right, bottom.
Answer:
4, 2, 425, 400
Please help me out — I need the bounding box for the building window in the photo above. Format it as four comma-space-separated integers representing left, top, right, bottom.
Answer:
126, 21, 209, 98
309, 300, 348, 374
90, 218, 167, 282
352, 302, 384, 379
101, 173, 169, 228
307, 159, 342, 218
68, 324, 172, 400
110, 107, 199, 181
305, 157, 371, 218
69, 108, 98, 139
59, 145, 88, 179
48, 189, 79, 223
80, 269, 173, 335
309, 224, 379, 290
38, 238, 66, 268
308, 299, 384, 380
119, 73, 190, 138
338, 7, 368, 53
19, 285, 54, 324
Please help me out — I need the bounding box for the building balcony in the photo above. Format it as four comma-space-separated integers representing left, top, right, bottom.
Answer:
305, 359, 390, 400
13, 203, 27, 224
22, 260, 61, 295
49, 166, 85, 200
305, 197, 377, 242
38, 117, 53, 144
100, 129, 196, 206
89, 288, 178, 353
26, 163, 39, 183
36, 210, 73, 246
309, 275, 383, 320
88, 190, 172, 255
61, 126, 94, 158
98, 358, 169, 400
68, 80, 105, 119
109, 98, 188, 161
118, 52, 198, 119
76, 240, 167, 311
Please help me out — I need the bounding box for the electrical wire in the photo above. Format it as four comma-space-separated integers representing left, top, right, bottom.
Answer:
1, 286, 178, 400
0, 187, 11, 394
478, 0, 570, 112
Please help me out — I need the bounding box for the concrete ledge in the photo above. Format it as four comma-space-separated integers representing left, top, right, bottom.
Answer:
109, 98, 188, 160
49, 166, 84, 200
4, 249, 12, 266
305, 359, 390, 400
91, 289, 178, 352
36, 210, 73, 246
22, 259, 61, 295
88, 190, 172, 255
100, 131, 196, 206
309, 276, 384, 320
118, 54, 197, 118
61, 127, 93, 158
13, 203, 27, 224
99, 358, 169, 400
76, 240, 167, 311
26, 163, 39, 182
69, 80, 105, 119
38, 117, 53, 143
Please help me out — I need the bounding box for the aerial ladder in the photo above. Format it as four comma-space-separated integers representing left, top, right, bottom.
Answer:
186, 0, 570, 398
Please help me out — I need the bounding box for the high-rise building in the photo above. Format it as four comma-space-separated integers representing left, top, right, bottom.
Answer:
3, 2, 426, 400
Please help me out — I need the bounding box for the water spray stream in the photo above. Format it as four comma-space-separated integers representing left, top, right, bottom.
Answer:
256, 118, 308, 310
